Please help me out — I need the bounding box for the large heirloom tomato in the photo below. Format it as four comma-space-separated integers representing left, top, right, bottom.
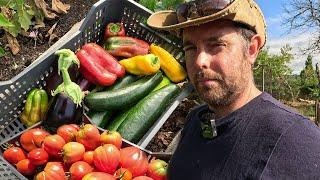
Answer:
119, 147, 148, 177
69, 161, 93, 180
57, 124, 80, 142
20, 128, 49, 151
35, 162, 66, 180
76, 124, 100, 150
132, 176, 154, 180
43, 135, 66, 157
62, 142, 85, 164
3, 147, 26, 164
82, 172, 116, 180
93, 144, 120, 174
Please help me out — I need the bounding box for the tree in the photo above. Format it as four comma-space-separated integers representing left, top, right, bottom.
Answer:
299, 55, 319, 98
254, 45, 298, 101
283, 0, 320, 53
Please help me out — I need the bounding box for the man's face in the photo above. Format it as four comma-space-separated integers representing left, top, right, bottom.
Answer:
183, 20, 253, 106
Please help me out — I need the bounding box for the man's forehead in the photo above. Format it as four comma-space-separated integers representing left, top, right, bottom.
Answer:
182, 20, 239, 42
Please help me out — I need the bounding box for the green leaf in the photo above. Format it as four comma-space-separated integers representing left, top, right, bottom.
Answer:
17, 3, 32, 31
0, 13, 14, 27
6, 13, 20, 37
0, 0, 15, 7
0, 46, 6, 58
139, 0, 157, 11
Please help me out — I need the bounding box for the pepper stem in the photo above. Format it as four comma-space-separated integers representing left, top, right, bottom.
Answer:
109, 23, 121, 33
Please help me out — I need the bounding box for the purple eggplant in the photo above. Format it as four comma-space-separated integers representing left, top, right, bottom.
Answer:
42, 78, 91, 133
42, 49, 91, 133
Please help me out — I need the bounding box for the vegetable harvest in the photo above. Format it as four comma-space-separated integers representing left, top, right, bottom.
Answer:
20, 88, 48, 127
150, 43, 187, 83
119, 54, 161, 75
104, 36, 149, 58
104, 22, 125, 39
76, 43, 125, 86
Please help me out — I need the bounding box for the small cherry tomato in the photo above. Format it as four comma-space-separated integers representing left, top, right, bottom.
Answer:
83, 151, 94, 165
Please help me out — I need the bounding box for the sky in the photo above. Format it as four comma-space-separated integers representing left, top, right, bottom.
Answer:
255, 0, 320, 74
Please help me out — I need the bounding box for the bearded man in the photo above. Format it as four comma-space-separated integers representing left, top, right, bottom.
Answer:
147, 0, 320, 179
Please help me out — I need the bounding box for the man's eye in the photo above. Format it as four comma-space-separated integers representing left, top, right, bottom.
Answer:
210, 42, 226, 48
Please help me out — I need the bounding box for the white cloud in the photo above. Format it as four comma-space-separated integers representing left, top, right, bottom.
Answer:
266, 33, 320, 74
266, 15, 282, 26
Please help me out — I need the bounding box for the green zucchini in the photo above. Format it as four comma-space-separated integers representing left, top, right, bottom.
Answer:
152, 75, 171, 92
117, 84, 180, 143
105, 74, 140, 91
85, 72, 163, 111
87, 111, 113, 128
106, 110, 131, 131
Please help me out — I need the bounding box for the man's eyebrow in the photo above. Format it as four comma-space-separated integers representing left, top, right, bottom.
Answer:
205, 36, 224, 43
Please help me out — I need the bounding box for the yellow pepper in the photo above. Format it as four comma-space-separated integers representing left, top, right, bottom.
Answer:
150, 44, 187, 83
119, 54, 160, 75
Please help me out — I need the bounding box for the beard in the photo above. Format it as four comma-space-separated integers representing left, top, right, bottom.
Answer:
193, 58, 251, 106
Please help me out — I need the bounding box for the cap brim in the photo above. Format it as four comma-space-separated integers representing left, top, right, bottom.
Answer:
147, 10, 234, 31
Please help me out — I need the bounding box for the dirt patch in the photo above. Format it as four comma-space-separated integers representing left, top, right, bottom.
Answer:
0, 0, 98, 81
146, 92, 200, 152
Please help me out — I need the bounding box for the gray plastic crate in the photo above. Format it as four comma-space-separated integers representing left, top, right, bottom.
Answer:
0, 0, 191, 178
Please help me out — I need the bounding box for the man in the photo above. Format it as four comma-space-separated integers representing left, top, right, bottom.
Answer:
147, 0, 320, 179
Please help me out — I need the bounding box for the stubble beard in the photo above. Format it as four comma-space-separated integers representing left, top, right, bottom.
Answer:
194, 57, 251, 107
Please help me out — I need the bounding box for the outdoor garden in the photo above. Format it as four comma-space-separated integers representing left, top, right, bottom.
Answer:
0, 0, 319, 179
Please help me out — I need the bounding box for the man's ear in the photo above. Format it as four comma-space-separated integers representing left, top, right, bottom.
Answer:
247, 34, 262, 65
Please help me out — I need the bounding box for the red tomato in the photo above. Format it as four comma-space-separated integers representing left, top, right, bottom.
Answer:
28, 148, 49, 165
147, 159, 167, 180
120, 147, 148, 177
35, 162, 67, 180
57, 124, 80, 142
100, 130, 122, 149
83, 151, 94, 165
62, 142, 85, 164
69, 161, 93, 180
20, 128, 50, 151
114, 168, 133, 180
93, 144, 120, 174
76, 124, 100, 150
82, 172, 116, 180
43, 135, 66, 157
16, 159, 36, 176
132, 176, 154, 180
3, 147, 26, 164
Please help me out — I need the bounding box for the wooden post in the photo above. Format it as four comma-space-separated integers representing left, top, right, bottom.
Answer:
316, 100, 320, 126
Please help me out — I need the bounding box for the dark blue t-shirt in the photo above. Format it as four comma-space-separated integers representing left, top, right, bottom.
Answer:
168, 92, 320, 179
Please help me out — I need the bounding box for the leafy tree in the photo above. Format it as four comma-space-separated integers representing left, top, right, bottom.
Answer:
254, 45, 297, 100
138, 0, 184, 12
300, 55, 319, 98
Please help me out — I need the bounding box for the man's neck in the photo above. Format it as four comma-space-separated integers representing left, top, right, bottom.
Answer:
209, 85, 262, 119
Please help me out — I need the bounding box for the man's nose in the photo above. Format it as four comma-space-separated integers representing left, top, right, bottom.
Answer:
195, 48, 210, 69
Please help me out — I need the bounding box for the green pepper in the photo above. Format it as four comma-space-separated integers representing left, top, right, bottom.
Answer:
20, 88, 48, 127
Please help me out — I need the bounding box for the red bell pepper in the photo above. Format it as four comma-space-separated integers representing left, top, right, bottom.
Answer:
82, 43, 125, 77
104, 22, 125, 39
104, 36, 149, 58
76, 43, 121, 86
